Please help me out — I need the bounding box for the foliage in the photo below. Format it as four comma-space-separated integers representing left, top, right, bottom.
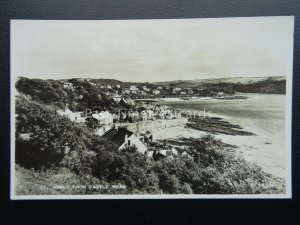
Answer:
232, 78, 286, 94
15, 94, 99, 173
15, 164, 128, 195
15, 86, 285, 195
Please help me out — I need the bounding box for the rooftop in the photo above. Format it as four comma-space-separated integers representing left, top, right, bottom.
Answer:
102, 128, 134, 147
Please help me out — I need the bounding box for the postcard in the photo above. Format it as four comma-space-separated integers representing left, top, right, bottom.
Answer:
10, 16, 294, 199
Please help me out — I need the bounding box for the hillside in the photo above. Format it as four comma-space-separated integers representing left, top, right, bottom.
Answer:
153, 76, 286, 94
154, 76, 286, 88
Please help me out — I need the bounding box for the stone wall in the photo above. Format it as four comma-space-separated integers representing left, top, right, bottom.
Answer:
95, 118, 188, 136
117, 118, 188, 133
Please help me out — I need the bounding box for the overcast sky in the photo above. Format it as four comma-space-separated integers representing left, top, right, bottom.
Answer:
11, 17, 294, 82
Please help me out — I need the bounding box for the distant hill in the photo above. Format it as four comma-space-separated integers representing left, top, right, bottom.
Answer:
88, 78, 124, 86
153, 76, 286, 88
88, 78, 146, 88
59, 78, 138, 87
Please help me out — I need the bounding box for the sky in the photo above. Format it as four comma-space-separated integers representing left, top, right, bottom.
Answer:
11, 17, 294, 82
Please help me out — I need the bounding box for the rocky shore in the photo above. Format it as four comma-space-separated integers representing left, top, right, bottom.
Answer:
186, 116, 255, 136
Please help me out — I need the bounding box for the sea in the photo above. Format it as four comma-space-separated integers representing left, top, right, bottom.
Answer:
157, 93, 289, 179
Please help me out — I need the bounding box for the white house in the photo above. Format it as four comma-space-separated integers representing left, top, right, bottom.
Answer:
216, 92, 225, 98
57, 107, 86, 123
92, 111, 114, 125
152, 90, 160, 95
113, 97, 122, 103
173, 87, 181, 93
63, 82, 74, 90
102, 128, 148, 154
130, 86, 139, 91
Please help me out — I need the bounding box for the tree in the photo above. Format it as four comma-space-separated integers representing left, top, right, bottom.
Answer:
15, 94, 94, 172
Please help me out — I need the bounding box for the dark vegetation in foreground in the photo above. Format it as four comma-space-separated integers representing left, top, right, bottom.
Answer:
15, 94, 285, 195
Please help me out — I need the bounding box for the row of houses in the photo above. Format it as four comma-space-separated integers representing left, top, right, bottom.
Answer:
172, 87, 193, 95
57, 105, 192, 160
57, 103, 182, 125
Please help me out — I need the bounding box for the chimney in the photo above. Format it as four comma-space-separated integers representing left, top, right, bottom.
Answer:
114, 124, 118, 131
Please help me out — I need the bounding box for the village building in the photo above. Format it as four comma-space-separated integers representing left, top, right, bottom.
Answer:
123, 89, 130, 94
140, 90, 147, 96
143, 86, 150, 92
173, 87, 181, 93
152, 90, 160, 95
216, 92, 225, 98
115, 84, 121, 89
130, 86, 139, 91
121, 97, 135, 106
89, 111, 114, 125
102, 128, 147, 154
113, 96, 122, 103
63, 82, 74, 90
181, 150, 193, 159
57, 107, 86, 123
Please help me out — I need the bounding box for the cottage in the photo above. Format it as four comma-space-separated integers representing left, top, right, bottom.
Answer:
181, 150, 193, 159
216, 92, 225, 98
57, 107, 86, 123
63, 82, 74, 90
173, 87, 181, 93
102, 128, 147, 154
152, 90, 160, 95
152, 149, 170, 160
130, 86, 139, 91
113, 97, 122, 103
124, 89, 130, 94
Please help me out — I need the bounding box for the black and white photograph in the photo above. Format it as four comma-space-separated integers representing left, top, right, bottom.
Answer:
10, 16, 294, 199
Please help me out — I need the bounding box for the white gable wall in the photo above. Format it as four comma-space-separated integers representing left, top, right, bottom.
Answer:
119, 134, 147, 154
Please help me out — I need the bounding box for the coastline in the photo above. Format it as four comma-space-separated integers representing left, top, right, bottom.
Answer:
152, 93, 286, 179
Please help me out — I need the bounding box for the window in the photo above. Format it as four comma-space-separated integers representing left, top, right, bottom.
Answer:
128, 140, 131, 146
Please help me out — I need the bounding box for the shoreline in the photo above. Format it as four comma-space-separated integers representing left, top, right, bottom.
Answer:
151, 93, 286, 179
152, 125, 285, 179
137, 95, 249, 102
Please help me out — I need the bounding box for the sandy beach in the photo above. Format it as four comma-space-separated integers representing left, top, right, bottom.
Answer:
152, 124, 285, 178
153, 93, 287, 179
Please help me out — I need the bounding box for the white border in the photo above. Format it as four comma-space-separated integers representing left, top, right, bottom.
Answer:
10, 16, 294, 200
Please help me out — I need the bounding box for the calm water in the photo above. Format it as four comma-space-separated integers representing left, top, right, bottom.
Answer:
158, 93, 288, 178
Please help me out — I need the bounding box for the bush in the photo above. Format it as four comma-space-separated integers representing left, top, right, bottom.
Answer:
15, 95, 103, 174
